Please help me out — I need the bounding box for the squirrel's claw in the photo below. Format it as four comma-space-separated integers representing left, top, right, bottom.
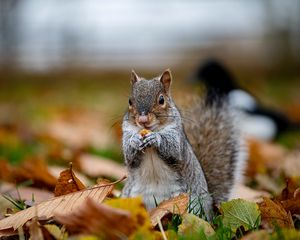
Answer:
141, 132, 161, 149
129, 134, 144, 151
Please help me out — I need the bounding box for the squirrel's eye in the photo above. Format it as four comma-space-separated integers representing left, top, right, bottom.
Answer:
129, 99, 132, 106
158, 95, 165, 105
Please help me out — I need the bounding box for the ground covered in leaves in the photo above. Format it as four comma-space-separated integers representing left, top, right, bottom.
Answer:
0, 70, 300, 239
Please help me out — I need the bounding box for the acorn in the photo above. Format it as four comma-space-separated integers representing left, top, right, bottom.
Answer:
139, 129, 151, 138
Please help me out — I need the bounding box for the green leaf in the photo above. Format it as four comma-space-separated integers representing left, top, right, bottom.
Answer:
178, 213, 215, 238
221, 199, 261, 233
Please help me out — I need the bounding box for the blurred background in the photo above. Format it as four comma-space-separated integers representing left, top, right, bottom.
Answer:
0, 0, 300, 182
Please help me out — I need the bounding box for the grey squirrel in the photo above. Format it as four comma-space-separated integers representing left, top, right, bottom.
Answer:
121, 69, 246, 219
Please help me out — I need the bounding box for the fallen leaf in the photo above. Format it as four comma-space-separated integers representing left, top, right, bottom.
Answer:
43, 224, 67, 240
258, 197, 294, 230
273, 179, 300, 217
221, 199, 261, 232
281, 198, 300, 216
255, 174, 282, 194
48, 165, 91, 186
230, 183, 271, 202
277, 178, 298, 201
241, 230, 269, 240
243, 228, 300, 240
105, 197, 151, 229
10, 158, 57, 191
272, 228, 300, 239
0, 159, 11, 181
283, 151, 300, 178
79, 153, 126, 179
0, 182, 53, 204
105, 197, 159, 240
286, 102, 300, 122
55, 198, 134, 237
178, 213, 215, 237
27, 217, 44, 240
149, 193, 189, 227
55, 197, 151, 240
54, 163, 85, 197
0, 181, 115, 231
46, 111, 113, 148
246, 138, 286, 177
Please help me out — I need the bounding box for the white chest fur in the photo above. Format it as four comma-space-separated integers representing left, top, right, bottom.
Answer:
130, 148, 181, 209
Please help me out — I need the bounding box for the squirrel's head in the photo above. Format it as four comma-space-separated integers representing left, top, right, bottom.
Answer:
128, 69, 173, 130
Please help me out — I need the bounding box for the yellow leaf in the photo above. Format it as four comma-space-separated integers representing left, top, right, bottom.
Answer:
105, 197, 154, 239
43, 224, 68, 240
178, 213, 215, 237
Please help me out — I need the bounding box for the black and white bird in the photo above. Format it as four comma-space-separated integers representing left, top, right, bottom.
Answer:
191, 59, 300, 141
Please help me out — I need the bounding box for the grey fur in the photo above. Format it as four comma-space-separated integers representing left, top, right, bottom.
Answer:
184, 98, 244, 205
122, 72, 245, 219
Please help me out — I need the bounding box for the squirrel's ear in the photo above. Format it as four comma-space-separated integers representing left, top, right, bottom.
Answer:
131, 70, 140, 85
159, 69, 172, 93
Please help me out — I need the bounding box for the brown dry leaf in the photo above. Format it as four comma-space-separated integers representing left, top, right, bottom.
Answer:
283, 151, 300, 178
277, 178, 298, 201
258, 197, 294, 230
48, 165, 91, 186
246, 138, 286, 177
0, 228, 17, 238
55, 198, 136, 239
10, 158, 57, 191
0, 182, 115, 231
0, 159, 11, 181
46, 110, 113, 148
255, 174, 282, 194
281, 198, 300, 216
27, 217, 44, 240
230, 183, 271, 202
54, 163, 85, 197
286, 102, 300, 122
276, 179, 300, 216
150, 193, 189, 227
0, 182, 53, 204
79, 153, 126, 179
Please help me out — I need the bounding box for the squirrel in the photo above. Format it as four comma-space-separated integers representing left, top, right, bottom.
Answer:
121, 69, 246, 219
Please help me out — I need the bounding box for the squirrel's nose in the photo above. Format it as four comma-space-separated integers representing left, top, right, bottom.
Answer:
138, 115, 149, 124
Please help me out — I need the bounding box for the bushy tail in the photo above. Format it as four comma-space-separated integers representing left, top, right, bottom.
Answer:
183, 80, 246, 205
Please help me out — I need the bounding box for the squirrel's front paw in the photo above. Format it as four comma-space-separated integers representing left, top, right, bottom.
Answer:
129, 134, 144, 151
142, 132, 161, 149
